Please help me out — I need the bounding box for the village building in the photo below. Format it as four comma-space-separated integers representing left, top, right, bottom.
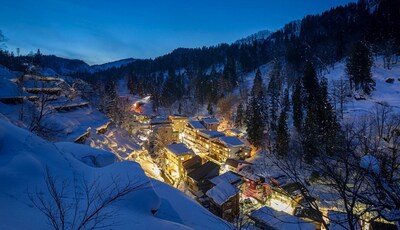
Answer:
206, 180, 240, 222
196, 130, 224, 153
186, 161, 220, 197
183, 120, 205, 148
200, 117, 220, 131
210, 171, 244, 188
182, 155, 203, 176
239, 170, 267, 201
131, 101, 157, 123
224, 128, 243, 138
163, 143, 194, 183
250, 206, 315, 230
294, 207, 324, 229
169, 114, 188, 133
224, 158, 253, 172
151, 124, 177, 147
209, 136, 249, 163
269, 182, 309, 215
149, 117, 172, 129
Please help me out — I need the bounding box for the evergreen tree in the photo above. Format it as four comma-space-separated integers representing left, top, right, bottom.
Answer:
302, 108, 319, 163
246, 92, 265, 148
346, 41, 374, 94
292, 79, 303, 131
302, 62, 320, 109
275, 110, 289, 157
235, 102, 245, 129
252, 69, 263, 96
223, 58, 237, 91
246, 70, 267, 148
282, 88, 290, 113
207, 100, 214, 115
267, 65, 281, 132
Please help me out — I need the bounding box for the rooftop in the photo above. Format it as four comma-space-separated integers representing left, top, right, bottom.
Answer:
218, 136, 244, 147
210, 171, 243, 186
198, 130, 225, 139
187, 120, 206, 130
206, 180, 239, 206
183, 155, 202, 171
201, 117, 219, 124
250, 206, 315, 230
225, 158, 253, 168
165, 143, 193, 156
187, 161, 220, 181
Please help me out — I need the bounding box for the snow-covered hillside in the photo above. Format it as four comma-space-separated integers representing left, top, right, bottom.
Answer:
235, 30, 272, 45
325, 56, 400, 115
0, 64, 109, 142
0, 118, 230, 229
90, 58, 136, 73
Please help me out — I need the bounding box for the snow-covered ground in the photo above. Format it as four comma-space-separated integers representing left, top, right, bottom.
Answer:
0, 65, 109, 142
0, 118, 230, 229
325, 56, 400, 115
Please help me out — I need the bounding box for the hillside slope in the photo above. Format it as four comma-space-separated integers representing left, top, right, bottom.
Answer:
0, 118, 229, 229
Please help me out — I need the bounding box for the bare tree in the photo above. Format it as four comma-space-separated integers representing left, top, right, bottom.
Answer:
217, 94, 238, 126
29, 168, 151, 230
332, 77, 351, 119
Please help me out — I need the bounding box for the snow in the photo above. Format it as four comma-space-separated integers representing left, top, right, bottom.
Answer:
201, 117, 220, 124
90, 58, 135, 72
0, 118, 229, 229
325, 57, 400, 115
166, 143, 193, 156
219, 136, 244, 147
198, 130, 224, 138
210, 171, 242, 186
56, 142, 117, 167
188, 120, 206, 130
206, 180, 239, 206
235, 30, 272, 45
250, 206, 315, 230
360, 155, 380, 175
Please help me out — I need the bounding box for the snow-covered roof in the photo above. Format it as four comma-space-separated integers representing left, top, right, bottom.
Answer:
198, 130, 224, 139
218, 136, 244, 147
238, 170, 262, 182
201, 117, 219, 124
250, 206, 315, 230
210, 171, 243, 186
187, 120, 205, 130
187, 161, 219, 181
206, 180, 239, 206
225, 158, 253, 168
165, 143, 193, 156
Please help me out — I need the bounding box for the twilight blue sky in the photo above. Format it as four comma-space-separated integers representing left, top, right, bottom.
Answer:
1, 0, 356, 65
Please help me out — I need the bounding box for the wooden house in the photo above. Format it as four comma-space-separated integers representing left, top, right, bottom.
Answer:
186, 161, 220, 197
206, 180, 240, 222
163, 143, 194, 183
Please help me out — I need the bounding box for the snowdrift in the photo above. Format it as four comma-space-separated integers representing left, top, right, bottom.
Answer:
0, 119, 229, 229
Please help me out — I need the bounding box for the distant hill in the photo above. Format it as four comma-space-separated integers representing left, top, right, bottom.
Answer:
235, 30, 273, 45
90, 58, 136, 73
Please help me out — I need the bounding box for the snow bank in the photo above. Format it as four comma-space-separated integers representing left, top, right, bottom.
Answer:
56, 142, 117, 167
0, 119, 228, 229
